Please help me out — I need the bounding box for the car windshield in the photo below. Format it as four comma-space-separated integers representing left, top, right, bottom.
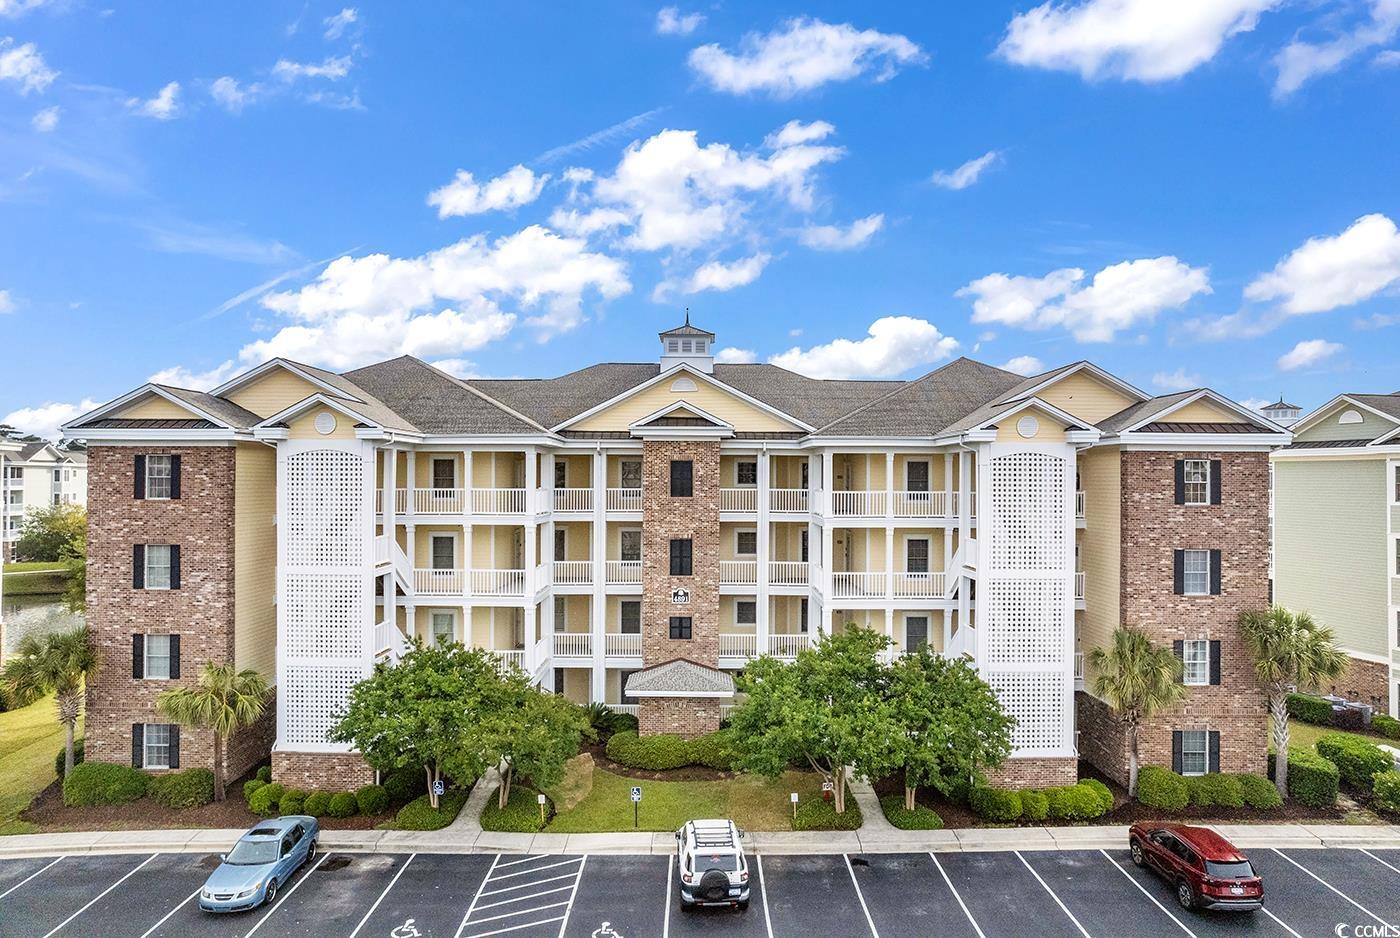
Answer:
1206, 860, 1254, 879
697, 853, 739, 871
225, 839, 280, 865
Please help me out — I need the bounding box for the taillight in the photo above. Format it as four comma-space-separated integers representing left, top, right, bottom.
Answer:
740, 870, 749, 882
681, 873, 692, 884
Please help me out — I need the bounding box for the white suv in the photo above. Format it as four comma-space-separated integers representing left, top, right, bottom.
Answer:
674, 818, 751, 910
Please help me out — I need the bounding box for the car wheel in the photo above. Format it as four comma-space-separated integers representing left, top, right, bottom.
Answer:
737, 900, 749, 911
1176, 880, 1195, 911
264, 879, 278, 906
307, 841, 317, 863
1130, 840, 1145, 867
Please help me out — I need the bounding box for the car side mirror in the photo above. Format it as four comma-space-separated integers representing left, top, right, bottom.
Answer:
674, 831, 682, 841
738, 829, 747, 839
219, 854, 226, 862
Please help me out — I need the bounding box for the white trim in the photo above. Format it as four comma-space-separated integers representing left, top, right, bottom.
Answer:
628, 399, 735, 432
998, 361, 1148, 405
209, 357, 364, 402
1289, 394, 1400, 438
1123, 388, 1288, 434
1181, 638, 1209, 686
625, 689, 735, 699
428, 607, 459, 645
904, 535, 931, 574
428, 531, 459, 569
735, 527, 757, 557
253, 393, 385, 432
950, 396, 1099, 439
64, 384, 238, 433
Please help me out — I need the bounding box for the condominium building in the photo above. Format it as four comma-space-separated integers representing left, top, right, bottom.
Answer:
1271, 392, 1400, 718
1, 440, 87, 561
66, 319, 1286, 788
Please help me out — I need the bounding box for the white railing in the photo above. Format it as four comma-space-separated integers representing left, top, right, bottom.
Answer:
891, 490, 952, 518
1075, 572, 1085, 600
553, 560, 592, 586
374, 534, 389, 565
414, 568, 463, 595
1074, 651, 1084, 681
471, 569, 526, 596
552, 488, 593, 512
1076, 491, 1086, 520
719, 633, 758, 658
768, 634, 810, 658
553, 633, 592, 657
372, 620, 393, 654
831, 490, 886, 516
769, 489, 809, 512
604, 632, 642, 656
720, 560, 758, 585
375, 489, 409, 514
720, 704, 736, 719
414, 488, 464, 514
832, 571, 887, 598
533, 637, 549, 669
610, 703, 640, 717
535, 562, 551, 588
720, 488, 757, 512
606, 487, 643, 511
606, 560, 642, 584
472, 487, 528, 514
892, 571, 945, 598
768, 561, 809, 586
493, 649, 525, 672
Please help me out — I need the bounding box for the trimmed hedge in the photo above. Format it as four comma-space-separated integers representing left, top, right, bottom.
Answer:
54, 739, 84, 780
1186, 773, 1245, 809
1136, 766, 1188, 811
243, 778, 267, 802
1286, 748, 1339, 808
256, 766, 272, 783
1080, 778, 1115, 815
793, 796, 863, 831
279, 788, 308, 816
1286, 693, 1335, 725
1373, 770, 1400, 815
356, 784, 389, 816
304, 791, 332, 816
149, 768, 215, 809
879, 795, 944, 830
394, 788, 469, 831
62, 762, 148, 807
1047, 783, 1107, 821
687, 730, 737, 771
605, 731, 691, 771
970, 786, 1022, 822
1020, 789, 1049, 822
248, 782, 287, 816
1235, 773, 1283, 809
383, 767, 422, 806
328, 792, 359, 818
481, 785, 552, 833
1316, 733, 1391, 795
1373, 714, 1400, 741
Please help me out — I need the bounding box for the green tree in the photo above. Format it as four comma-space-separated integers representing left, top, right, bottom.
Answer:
1239, 605, 1348, 799
1088, 628, 1187, 797
730, 626, 903, 813
14, 502, 86, 563
887, 649, 1014, 810
487, 674, 590, 808
157, 663, 271, 801
2, 627, 99, 775
61, 529, 86, 613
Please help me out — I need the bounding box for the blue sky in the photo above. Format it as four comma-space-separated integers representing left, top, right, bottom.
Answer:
3, 1, 1400, 437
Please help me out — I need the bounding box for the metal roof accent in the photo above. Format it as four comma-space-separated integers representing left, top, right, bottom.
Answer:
1139, 421, 1272, 433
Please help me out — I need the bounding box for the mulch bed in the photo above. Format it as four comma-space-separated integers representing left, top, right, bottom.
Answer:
584, 743, 735, 782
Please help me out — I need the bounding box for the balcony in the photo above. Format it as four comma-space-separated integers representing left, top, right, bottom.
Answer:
891, 571, 946, 598
830, 490, 971, 520
719, 633, 759, 658
720, 560, 757, 586
606, 487, 643, 512
552, 632, 592, 657
769, 489, 809, 512
831, 490, 885, 517
413, 568, 464, 596
605, 560, 642, 585
609, 703, 640, 717
1076, 491, 1085, 521
472, 569, 526, 596
720, 488, 757, 512
1075, 571, 1085, 601
414, 488, 465, 514
767, 633, 810, 659
492, 649, 525, 672
472, 488, 528, 514
552, 560, 592, 586
769, 561, 809, 586
718, 632, 812, 661
603, 632, 642, 657
831, 571, 887, 599
551, 488, 593, 512
375, 487, 529, 515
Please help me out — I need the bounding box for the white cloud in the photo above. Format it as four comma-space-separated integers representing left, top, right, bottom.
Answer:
272, 56, 352, 82
662, 253, 771, 298
797, 213, 884, 251
127, 81, 181, 120
1355, 311, 1400, 328
930, 150, 1001, 190
715, 347, 757, 364
688, 17, 926, 97
997, 0, 1278, 82
0, 0, 53, 16
428, 358, 477, 378
30, 104, 57, 131
4, 399, 101, 441
323, 7, 358, 40
764, 119, 835, 148
1245, 213, 1400, 315
656, 6, 703, 35
1277, 338, 1342, 370
1240, 397, 1271, 411
0, 38, 57, 93
209, 76, 258, 113
1000, 355, 1045, 376
427, 165, 549, 218
137, 219, 292, 264
0, 289, 14, 314
148, 361, 240, 391
770, 316, 959, 379
1274, 0, 1400, 97
958, 256, 1211, 342
1377, 48, 1400, 65
1151, 368, 1202, 390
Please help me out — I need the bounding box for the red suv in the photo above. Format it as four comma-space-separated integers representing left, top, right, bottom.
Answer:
1129, 823, 1263, 912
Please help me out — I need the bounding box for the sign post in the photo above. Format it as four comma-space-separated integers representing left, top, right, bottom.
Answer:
790, 791, 799, 821
630, 785, 642, 828
538, 792, 548, 825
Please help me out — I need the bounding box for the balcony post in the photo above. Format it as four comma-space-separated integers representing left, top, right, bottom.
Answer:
821, 449, 834, 517
523, 447, 538, 601
405, 450, 416, 517
944, 451, 953, 519
463, 449, 473, 516
405, 602, 415, 641
756, 448, 771, 657
544, 450, 556, 512
591, 447, 607, 696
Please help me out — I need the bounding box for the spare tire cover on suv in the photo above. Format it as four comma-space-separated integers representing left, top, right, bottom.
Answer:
697, 869, 730, 901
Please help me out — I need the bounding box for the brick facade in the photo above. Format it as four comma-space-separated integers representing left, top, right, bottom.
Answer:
1312, 655, 1393, 715
984, 756, 1079, 788
1075, 691, 1131, 785
638, 697, 721, 737
272, 750, 377, 790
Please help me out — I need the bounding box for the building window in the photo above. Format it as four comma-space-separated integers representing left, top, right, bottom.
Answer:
667, 339, 680, 353
906, 461, 930, 492
906, 538, 930, 574
669, 538, 693, 576
431, 458, 456, 489
554, 460, 567, 489
620, 670, 639, 705
431, 611, 455, 645
1179, 729, 1208, 776
670, 460, 693, 497
143, 724, 172, 769
431, 535, 455, 570
554, 528, 567, 562
1394, 465, 1400, 503
1183, 460, 1209, 505
144, 634, 172, 680
1182, 549, 1210, 595
736, 461, 757, 486
669, 616, 692, 640
620, 529, 642, 563
1182, 640, 1209, 686
146, 455, 173, 499
620, 460, 642, 489
620, 600, 641, 634
554, 600, 566, 632
736, 530, 757, 556
799, 598, 809, 633
145, 545, 172, 590
736, 601, 756, 625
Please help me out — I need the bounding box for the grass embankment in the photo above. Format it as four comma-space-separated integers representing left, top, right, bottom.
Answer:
3, 562, 67, 574
2, 563, 70, 595
1284, 720, 1394, 753
0, 695, 74, 835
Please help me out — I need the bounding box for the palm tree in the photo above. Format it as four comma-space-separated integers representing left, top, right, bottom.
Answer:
157, 663, 270, 801
1238, 605, 1347, 799
2, 628, 100, 776
1088, 627, 1187, 797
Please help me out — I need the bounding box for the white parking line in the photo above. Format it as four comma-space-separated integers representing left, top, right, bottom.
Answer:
471, 916, 567, 937
243, 850, 329, 938
1273, 849, 1395, 928
490, 858, 582, 881
348, 852, 416, 938
843, 855, 881, 938
554, 854, 586, 938
480, 871, 582, 896
1096, 849, 1197, 938
929, 852, 986, 938
454, 853, 503, 938
756, 853, 775, 938
662, 853, 673, 938
1260, 907, 1305, 938
43, 853, 158, 938
1360, 848, 1400, 877
1015, 852, 1091, 938
0, 855, 64, 901
474, 884, 575, 910
496, 854, 560, 870
138, 886, 201, 938
466, 901, 570, 926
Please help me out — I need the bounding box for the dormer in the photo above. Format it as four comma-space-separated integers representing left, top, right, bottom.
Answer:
659, 312, 716, 374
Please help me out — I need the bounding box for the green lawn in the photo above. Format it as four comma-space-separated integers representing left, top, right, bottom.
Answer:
0, 695, 74, 835
544, 760, 831, 833
3, 562, 67, 573
1284, 719, 1394, 753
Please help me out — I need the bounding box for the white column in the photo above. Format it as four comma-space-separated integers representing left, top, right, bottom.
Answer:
405, 603, 416, 641
545, 451, 557, 512
383, 447, 397, 632
591, 448, 607, 700
756, 449, 771, 658
523, 447, 538, 600
884, 607, 893, 655
406, 450, 416, 517
405, 522, 416, 569
463, 449, 473, 516
943, 451, 954, 520
821, 450, 835, 625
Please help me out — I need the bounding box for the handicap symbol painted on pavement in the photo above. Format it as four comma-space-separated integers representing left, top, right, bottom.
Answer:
390, 918, 422, 938
591, 923, 623, 938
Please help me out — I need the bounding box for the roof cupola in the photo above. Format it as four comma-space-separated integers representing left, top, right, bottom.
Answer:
659, 309, 716, 374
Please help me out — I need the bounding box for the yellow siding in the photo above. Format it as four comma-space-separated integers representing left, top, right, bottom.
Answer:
116, 394, 200, 420
1077, 445, 1121, 686
226, 367, 324, 418
994, 406, 1070, 443
1167, 399, 1240, 423
287, 407, 358, 440
570, 376, 799, 432
233, 443, 276, 678
1036, 371, 1137, 425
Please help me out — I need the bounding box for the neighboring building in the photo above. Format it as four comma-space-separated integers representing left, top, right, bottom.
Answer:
1271, 392, 1400, 718
1, 440, 88, 561
66, 320, 1286, 788
1262, 398, 1302, 428
0, 436, 22, 639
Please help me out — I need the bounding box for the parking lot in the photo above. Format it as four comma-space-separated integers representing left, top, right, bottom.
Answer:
0, 846, 1396, 938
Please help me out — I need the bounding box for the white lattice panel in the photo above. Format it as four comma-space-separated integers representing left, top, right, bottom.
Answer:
985, 579, 1065, 666
988, 452, 1065, 571
284, 449, 364, 567
283, 575, 363, 658
281, 665, 364, 746
988, 671, 1065, 751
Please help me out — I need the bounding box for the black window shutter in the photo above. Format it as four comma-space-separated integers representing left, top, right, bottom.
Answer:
1209, 459, 1222, 505
1171, 731, 1183, 774
132, 635, 145, 679
168, 725, 180, 769
132, 724, 144, 768
1173, 460, 1185, 505
1173, 639, 1183, 661
1209, 549, 1222, 595
170, 455, 182, 499
133, 544, 145, 589
1172, 550, 1184, 594
170, 545, 182, 590
169, 634, 181, 679
1208, 731, 1220, 773
1209, 640, 1222, 685
134, 455, 146, 499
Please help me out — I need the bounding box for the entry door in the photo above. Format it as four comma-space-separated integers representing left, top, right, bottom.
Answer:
905, 615, 929, 652
620, 529, 642, 562
906, 538, 930, 573
620, 600, 641, 634
620, 460, 642, 489
432, 458, 456, 489
555, 528, 567, 562
800, 530, 809, 563
430, 535, 455, 570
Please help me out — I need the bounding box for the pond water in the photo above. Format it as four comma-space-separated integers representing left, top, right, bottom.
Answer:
2, 594, 85, 654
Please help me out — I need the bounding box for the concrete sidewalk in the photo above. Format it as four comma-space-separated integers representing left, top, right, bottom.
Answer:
2, 821, 1397, 859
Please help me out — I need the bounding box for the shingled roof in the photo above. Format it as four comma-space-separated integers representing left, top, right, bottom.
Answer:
343, 356, 539, 434
816, 358, 1026, 437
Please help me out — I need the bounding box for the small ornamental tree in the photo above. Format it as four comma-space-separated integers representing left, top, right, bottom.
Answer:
486, 673, 589, 808
2, 627, 98, 776
14, 502, 86, 563
887, 649, 1014, 810
1088, 628, 1186, 797
730, 626, 903, 813
61, 529, 86, 613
